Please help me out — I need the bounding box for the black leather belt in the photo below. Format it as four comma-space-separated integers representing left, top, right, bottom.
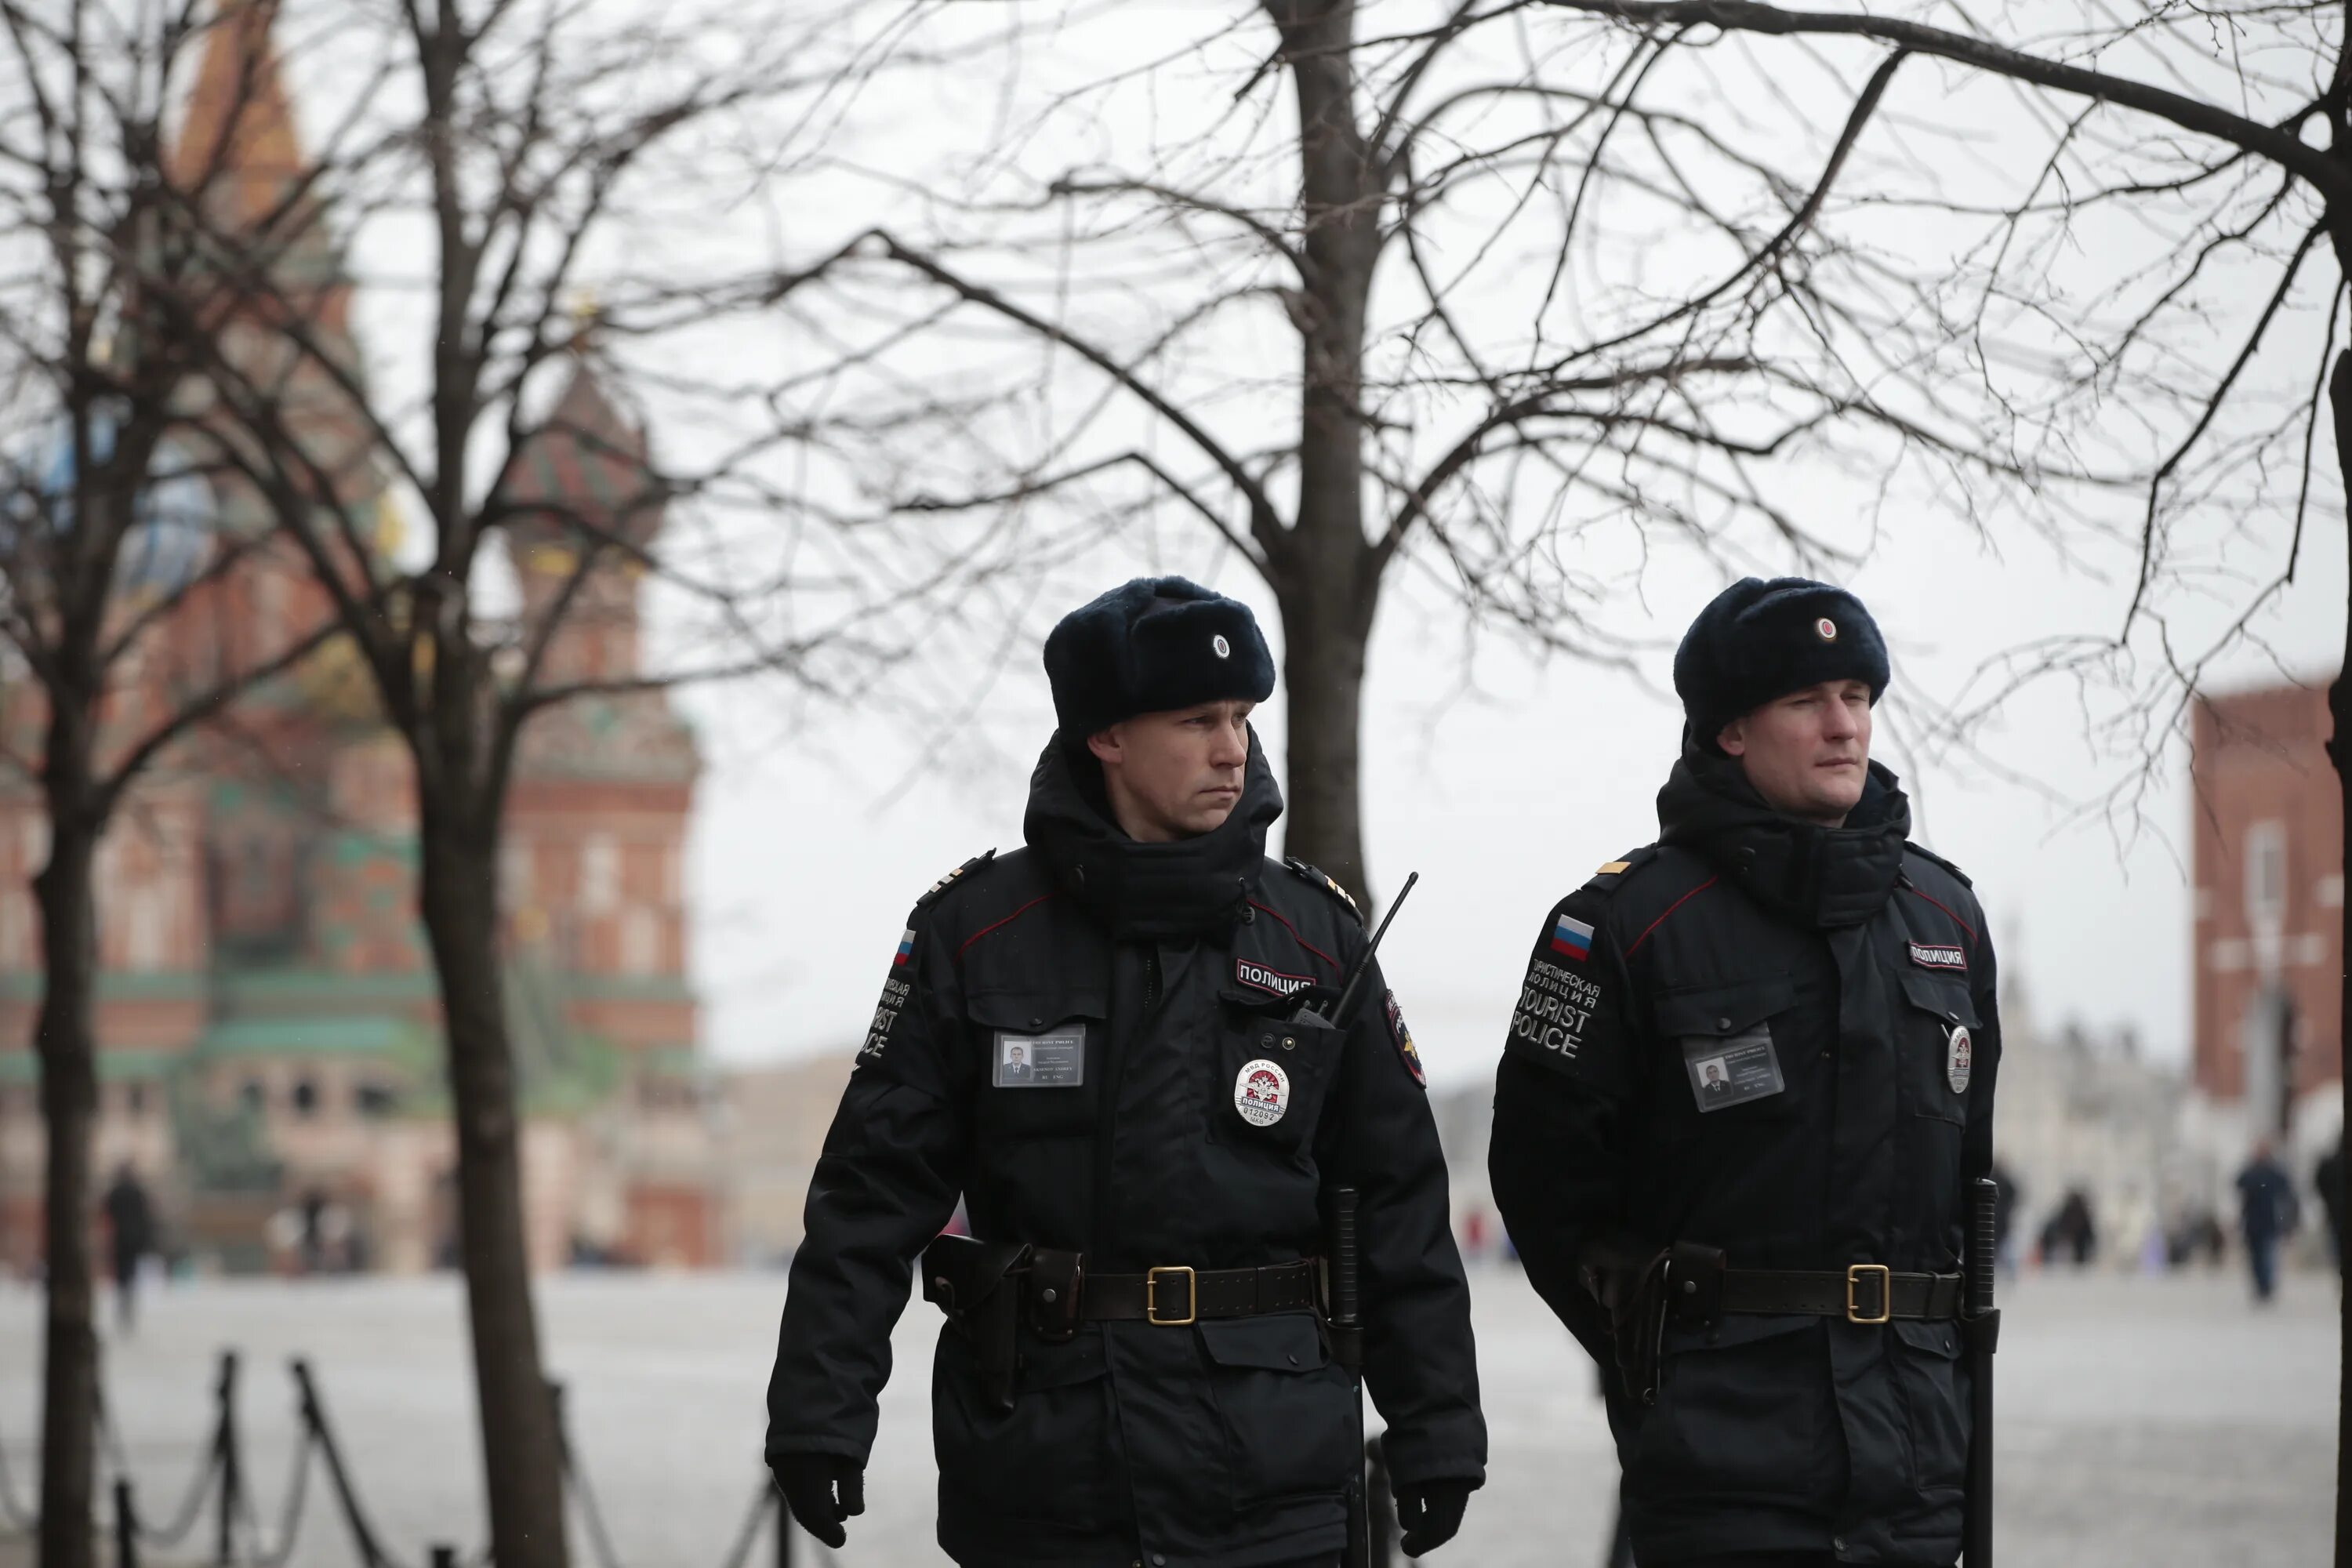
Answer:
1082, 1261, 1321, 1326
1721, 1265, 1962, 1323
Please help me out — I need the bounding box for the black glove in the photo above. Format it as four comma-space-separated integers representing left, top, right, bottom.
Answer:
768, 1454, 864, 1550
1395, 1478, 1473, 1557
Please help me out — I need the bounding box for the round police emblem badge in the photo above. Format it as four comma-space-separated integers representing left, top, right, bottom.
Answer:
1816, 616, 1838, 641
1212, 633, 1232, 659
1234, 1058, 1290, 1127
1946, 1025, 1973, 1094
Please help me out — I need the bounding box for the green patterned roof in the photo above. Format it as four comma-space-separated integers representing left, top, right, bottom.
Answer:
193, 1014, 430, 1058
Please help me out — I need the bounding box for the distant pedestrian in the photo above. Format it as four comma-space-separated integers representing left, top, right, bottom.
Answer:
2316, 1139, 2344, 1272
101, 1164, 155, 1332
299, 1187, 330, 1274
2235, 1141, 2299, 1303
2043, 1188, 2097, 1268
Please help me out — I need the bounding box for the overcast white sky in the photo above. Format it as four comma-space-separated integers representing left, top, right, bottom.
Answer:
659, 3, 2345, 1090
249, 0, 2338, 1091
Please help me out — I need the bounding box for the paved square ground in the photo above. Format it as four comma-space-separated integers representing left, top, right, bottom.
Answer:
0, 1264, 2334, 1567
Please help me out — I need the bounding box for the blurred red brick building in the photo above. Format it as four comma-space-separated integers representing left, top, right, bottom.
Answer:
2190, 679, 2343, 1134
0, 2, 716, 1273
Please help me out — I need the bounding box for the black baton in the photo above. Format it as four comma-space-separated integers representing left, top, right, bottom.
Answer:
1963, 1175, 1999, 1566
1330, 1186, 1371, 1568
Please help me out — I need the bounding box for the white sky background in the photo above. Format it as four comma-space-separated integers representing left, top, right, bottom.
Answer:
245, 0, 2343, 1087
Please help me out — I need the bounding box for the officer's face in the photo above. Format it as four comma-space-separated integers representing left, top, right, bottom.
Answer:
1717, 679, 1872, 826
1087, 700, 1254, 840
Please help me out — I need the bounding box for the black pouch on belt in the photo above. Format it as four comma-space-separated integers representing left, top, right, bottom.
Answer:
1577, 1229, 1668, 1406
920, 1234, 1031, 1414
1024, 1248, 1083, 1341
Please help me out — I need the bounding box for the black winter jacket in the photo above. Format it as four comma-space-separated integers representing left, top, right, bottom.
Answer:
767, 735, 1485, 1568
1490, 748, 1998, 1568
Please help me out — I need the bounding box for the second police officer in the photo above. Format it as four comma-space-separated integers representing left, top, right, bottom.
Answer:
1490, 579, 1999, 1568
766, 578, 1486, 1567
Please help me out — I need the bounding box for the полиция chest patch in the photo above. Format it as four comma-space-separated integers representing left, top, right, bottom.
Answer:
1233, 956, 1312, 998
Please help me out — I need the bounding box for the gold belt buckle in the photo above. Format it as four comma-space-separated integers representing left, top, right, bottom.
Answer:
1846, 1263, 1893, 1325
1145, 1265, 1197, 1327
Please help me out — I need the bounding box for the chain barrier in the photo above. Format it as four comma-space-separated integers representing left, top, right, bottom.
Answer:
2, 1354, 838, 1568
94, 1389, 225, 1551
230, 1425, 320, 1568
549, 1385, 624, 1568
712, 1484, 775, 1568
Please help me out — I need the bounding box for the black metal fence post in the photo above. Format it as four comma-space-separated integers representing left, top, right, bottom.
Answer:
114, 1479, 140, 1568
431, 1544, 457, 1568
216, 1351, 241, 1568
292, 1359, 387, 1568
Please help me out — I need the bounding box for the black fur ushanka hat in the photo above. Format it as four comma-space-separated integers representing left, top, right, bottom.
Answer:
1044, 576, 1276, 738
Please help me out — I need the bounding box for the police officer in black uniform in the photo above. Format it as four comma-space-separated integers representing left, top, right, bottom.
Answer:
767, 578, 1486, 1567
1490, 578, 1998, 1568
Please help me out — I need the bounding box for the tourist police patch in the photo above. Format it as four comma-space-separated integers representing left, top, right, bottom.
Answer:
862, 932, 914, 1061
1947, 1025, 1973, 1094
1234, 1059, 1290, 1127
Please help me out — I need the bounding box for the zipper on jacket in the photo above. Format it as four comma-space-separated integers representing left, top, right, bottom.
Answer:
1091, 946, 1161, 1261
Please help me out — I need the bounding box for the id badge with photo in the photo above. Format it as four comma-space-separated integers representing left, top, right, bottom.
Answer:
1680, 1026, 1785, 1112
992, 1025, 1085, 1087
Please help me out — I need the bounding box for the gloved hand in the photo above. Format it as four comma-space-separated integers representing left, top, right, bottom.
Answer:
768, 1454, 865, 1550
1395, 1477, 1474, 1557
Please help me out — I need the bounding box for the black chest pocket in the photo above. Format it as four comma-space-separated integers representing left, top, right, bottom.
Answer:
1204, 986, 1345, 1154
967, 985, 1107, 1142
1896, 971, 1979, 1128
1653, 976, 1800, 1125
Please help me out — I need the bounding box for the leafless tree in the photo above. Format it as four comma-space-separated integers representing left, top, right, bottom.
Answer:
757, 0, 2079, 907
169, 3, 920, 1565
0, 5, 358, 1564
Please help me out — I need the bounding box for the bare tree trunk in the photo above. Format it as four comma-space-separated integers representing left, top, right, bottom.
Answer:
2327, 339, 2350, 1568
1280, 596, 1376, 898
414, 799, 568, 1568
1269, 0, 1382, 907
34, 792, 101, 1568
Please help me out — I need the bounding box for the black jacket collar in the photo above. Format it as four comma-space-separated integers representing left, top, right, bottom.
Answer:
1656, 742, 1909, 930
1022, 730, 1280, 940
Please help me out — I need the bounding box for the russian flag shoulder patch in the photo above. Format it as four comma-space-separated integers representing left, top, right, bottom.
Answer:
1550, 910, 1596, 961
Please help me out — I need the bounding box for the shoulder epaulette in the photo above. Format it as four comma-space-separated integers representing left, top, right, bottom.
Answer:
1581, 844, 1661, 896
914, 850, 996, 911
1904, 840, 1973, 888
1283, 856, 1363, 924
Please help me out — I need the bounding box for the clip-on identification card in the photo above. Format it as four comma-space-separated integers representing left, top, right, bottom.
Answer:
993, 1025, 1085, 1087
1682, 1025, 1785, 1112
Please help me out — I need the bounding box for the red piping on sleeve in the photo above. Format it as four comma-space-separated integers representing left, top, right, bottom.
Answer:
1247, 900, 1341, 973
956, 891, 1057, 958
1624, 876, 1719, 959
1904, 883, 1979, 947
